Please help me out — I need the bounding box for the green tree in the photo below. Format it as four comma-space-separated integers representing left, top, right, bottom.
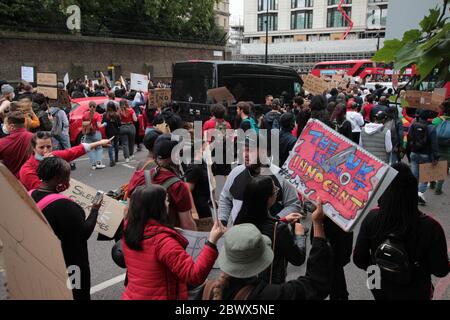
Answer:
372, 0, 450, 87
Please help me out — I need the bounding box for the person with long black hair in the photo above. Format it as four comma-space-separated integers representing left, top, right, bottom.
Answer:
122, 185, 226, 300
234, 176, 306, 284
330, 103, 352, 140
353, 162, 449, 300
29, 157, 102, 300
102, 101, 121, 167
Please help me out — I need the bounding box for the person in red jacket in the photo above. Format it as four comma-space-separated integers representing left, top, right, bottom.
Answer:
122, 185, 226, 300
19, 131, 112, 190
0, 111, 33, 177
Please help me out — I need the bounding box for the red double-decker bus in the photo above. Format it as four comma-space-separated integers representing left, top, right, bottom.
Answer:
311, 59, 386, 79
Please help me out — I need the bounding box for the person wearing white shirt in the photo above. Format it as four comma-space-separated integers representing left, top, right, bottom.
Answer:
346, 102, 365, 144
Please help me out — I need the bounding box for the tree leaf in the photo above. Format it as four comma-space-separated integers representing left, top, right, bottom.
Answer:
372, 39, 403, 63
393, 42, 422, 71
419, 8, 441, 33
416, 52, 442, 80
402, 29, 421, 43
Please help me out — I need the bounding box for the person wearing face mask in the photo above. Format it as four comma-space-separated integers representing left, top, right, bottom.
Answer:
19, 131, 112, 191
28, 157, 102, 300
218, 134, 303, 227
0, 111, 33, 177
0, 84, 15, 116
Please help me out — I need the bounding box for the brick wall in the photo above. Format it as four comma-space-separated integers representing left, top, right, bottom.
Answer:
0, 32, 225, 82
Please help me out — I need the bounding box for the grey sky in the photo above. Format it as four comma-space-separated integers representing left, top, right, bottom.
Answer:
229, 0, 244, 25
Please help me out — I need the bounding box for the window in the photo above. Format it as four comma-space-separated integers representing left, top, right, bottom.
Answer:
291, 10, 313, 29
328, 0, 351, 5
258, 0, 278, 11
291, 0, 313, 8
258, 14, 278, 31
327, 7, 351, 28
367, 4, 388, 27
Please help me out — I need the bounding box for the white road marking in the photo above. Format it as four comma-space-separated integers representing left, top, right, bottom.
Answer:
121, 164, 136, 169
90, 273, 126, 294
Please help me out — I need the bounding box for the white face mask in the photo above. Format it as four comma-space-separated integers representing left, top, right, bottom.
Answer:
2, 124, 9, 135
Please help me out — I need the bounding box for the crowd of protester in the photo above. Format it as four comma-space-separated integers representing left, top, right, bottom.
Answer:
0, 77, 449, 301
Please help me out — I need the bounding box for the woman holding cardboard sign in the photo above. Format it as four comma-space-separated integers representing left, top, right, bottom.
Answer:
29, 157, 103, 300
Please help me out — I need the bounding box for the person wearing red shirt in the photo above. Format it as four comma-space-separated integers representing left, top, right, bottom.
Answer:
361, 94, 375, 123
82, 101, 107, 170
119, 100, 137, 162
19, 131, 112, 191
0, 111, 33, 177
129, 134, 196, 231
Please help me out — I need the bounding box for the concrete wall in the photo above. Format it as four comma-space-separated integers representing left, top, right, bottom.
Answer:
0, 32, 225, 82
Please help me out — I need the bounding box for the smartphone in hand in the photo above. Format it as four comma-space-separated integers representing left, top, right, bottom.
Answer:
92, 190, 104, 207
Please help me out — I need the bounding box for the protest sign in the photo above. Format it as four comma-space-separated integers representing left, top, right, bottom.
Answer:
178, 229, 223, 269
301, 74, 329, 95
130, 73, 149, 93
63, 179, 124, 239
36, 86, 58, 100
21, 66, 34, 83
0, 164, 72, 300
63, 73, 69, 89
37, 72, 58, 100
419, 161, 448, 183
405, 90, 444, 112
37, 73, 57, 86
57, 89, 71, 108
207, 87, 235, 105
149, 88, 171, 109
279, 119, 397, 232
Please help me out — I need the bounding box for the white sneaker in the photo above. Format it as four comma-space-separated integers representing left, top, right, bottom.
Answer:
96, 162, 106, 169
91, 165, 97, 170
130, 155, 135, 160
418, 192, 427, 205
125, 158, 130, 163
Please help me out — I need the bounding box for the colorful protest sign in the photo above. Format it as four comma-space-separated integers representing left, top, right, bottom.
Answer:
63, 179, 124, 239
419, 160, 448, 183
0, 164, 72, 300
130, 73, 149, 93
279, 119, 398, 232
149, 88, 171, 109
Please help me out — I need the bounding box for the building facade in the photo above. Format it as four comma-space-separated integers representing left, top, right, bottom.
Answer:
215, 0, 231, 32
239, 0, 388, 72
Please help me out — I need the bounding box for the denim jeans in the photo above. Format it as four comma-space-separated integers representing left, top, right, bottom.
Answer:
52, 133, 71, 150
119, 124, 136, 159
84, 131, 103, 165
108, 136, 119, 163
410, 152, 431, 194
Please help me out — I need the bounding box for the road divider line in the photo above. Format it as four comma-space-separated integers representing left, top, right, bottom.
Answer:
90, 273, 126, 294
121, 164, 136, 169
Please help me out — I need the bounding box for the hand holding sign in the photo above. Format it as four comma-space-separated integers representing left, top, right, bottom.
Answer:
208, 219, 226, 245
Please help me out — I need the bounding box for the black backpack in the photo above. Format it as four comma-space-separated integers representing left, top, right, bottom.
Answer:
408, 122, 429, 153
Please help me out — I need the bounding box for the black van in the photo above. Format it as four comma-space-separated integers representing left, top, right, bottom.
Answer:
171, 61, 303, 125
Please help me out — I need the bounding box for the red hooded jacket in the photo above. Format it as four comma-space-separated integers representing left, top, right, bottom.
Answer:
19, 144, 86, 191
122, 220, 218, 300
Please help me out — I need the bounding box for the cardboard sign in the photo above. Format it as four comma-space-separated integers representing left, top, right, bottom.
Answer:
405, 90, 445, 112
301, 74, 330, 95
279, 119, 397, 232
0, 164, 72, 300
419, 161, 448, 183
21, 66, 34, 83
57, 89, 71, 108
37, 73, 57, 87
207, 87, 236, 105
148, 88, 171, 109
36, 86, 58, 100
130, 73, 149, 93
178, 229, 223, 269
62, 179, 125, 239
